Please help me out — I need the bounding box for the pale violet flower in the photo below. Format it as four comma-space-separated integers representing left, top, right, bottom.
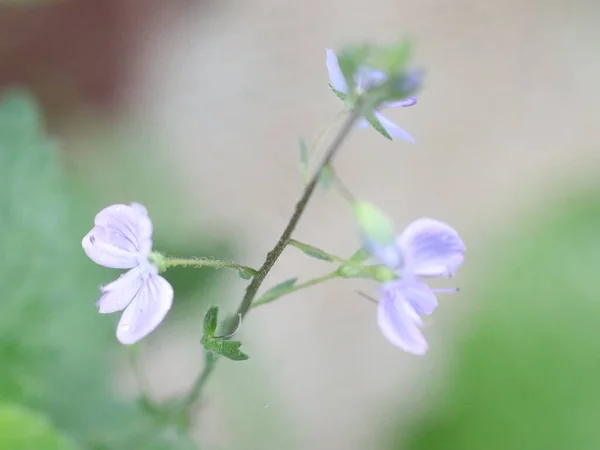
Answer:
82, 203, 173, 345
371, 218, 465, 354
326, 48, 416, 142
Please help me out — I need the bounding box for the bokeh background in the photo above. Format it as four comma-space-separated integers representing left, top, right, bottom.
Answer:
1, 0, 600, 449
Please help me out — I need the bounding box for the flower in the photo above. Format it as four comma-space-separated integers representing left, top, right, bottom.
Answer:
326, 48, 417, 142
369, 218, 465, 354
82, 203, 173, 345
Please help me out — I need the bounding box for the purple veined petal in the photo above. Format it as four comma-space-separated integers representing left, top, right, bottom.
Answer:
377, 284, 427, 355
326, 49, 348, 94
82, 228, 139, 269
82, 203, 153, 268
96, 266, 145, 314
374, 111, 415, 143
397, 217, 465, 278
383, 96, 418, 109
94, 203, 153, 256
116, 274, 174, 345
396, 279, 438, 315
130, 203, 153, 255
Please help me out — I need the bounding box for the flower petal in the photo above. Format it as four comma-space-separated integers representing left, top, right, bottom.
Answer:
377, 284, 427, 354
383, 96, 417, 109
354, 66, 387, 91
82, 203, 153, 269
397, 280, 438, 315
326, 49, 348, 94
398, 218, 465, 277
356, 117, 370, 129
96, 266, 145, 314
374, 111, 415, 143
116, 274, 173, 345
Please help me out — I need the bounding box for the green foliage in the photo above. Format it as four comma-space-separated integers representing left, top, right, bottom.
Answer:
397, 186, 600, 450
290, 240, 334, 262
201, 306, 249, 361
318, 163, 335, 190
0, 89, 192, 448
203, 339, 249, 362
261, 278, 298, 299
348, 247, 371, 262
364, 112, 392, 140
0, 404, 75, 450
203, 305, 219, 337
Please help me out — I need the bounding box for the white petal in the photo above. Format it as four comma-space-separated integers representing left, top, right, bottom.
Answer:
96, 266, 145, 314
377, 285, 427, 355
374, 111, 415, 143
398, 218, 465, 277
116, 274, 173, 345
326, 49, 348, 94
82, 203, 153, 269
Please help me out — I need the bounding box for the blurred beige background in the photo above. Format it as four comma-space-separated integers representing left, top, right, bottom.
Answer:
54, 0, 600, 448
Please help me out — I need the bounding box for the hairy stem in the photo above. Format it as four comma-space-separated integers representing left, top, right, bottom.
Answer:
165, 257, 257, 278
181, 100, 365, 422
229, 101, 364, 331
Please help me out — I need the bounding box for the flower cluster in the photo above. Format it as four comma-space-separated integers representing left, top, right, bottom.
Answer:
81, 44, 465, 359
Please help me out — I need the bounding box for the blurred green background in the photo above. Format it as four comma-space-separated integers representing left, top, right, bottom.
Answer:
0, 0, 599, 449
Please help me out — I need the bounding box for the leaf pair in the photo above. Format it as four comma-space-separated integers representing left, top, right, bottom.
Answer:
201, 306, 248, 361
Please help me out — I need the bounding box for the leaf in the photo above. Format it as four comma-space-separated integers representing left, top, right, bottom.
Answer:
329, 85, 348, 102
290, 240, 334, 262
204, 339, 249, 362
0, 404, 75, 450
318, 163, 335, 190
203, 305, 219, 338
236, 266, 256, 280
261, 278, 298, 300
349, 247, 371, 262
364, 112, 392, 140
0, 89, 175, 449
298, 139, 310, 184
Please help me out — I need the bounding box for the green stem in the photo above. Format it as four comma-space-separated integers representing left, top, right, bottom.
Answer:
165, 257, 257, 278
180, 98, 366, 422
179, 351, 217, 418
252, 271, 339, 309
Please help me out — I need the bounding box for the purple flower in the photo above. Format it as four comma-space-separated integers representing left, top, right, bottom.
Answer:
82, 203, 173, 345
326, 48, 417, 142
371, 218, 465, 354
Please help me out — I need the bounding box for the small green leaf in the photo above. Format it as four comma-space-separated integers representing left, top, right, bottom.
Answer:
261, 278, 297, 299
349, 247, 371, 262
298, 138, 310, 184
203, 305, 219, 338
290, 240, 334, 262
365, 113, 392, 140
203, 338, 249, 361
329, 85, 348, 102
318, 163, 335, 190
237, 267, 256, 280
